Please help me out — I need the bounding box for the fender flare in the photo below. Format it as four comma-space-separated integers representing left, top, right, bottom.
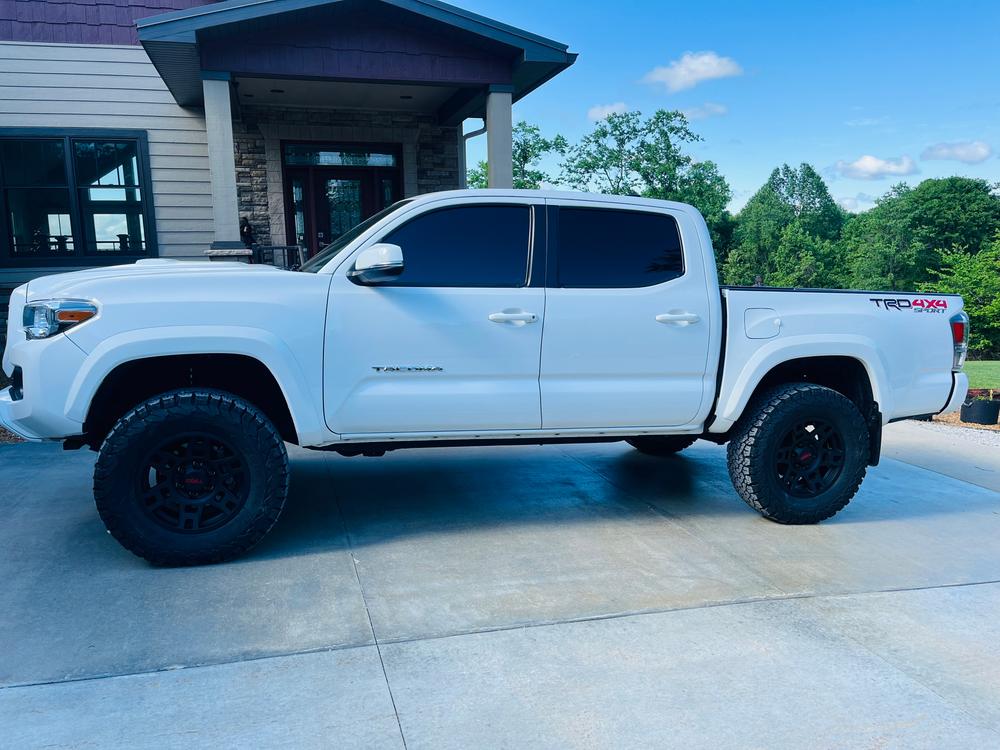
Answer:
708, 335, 891, 433
63, 325, 332, 445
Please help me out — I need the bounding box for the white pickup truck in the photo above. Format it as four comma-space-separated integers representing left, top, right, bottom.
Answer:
1, 190, 969, 565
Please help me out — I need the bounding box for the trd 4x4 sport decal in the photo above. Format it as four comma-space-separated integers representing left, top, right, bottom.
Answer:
870, 297, 949, 313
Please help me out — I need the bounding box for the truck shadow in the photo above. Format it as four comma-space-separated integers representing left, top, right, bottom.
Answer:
258, 445, 730, 559
256, 442, 1000, 562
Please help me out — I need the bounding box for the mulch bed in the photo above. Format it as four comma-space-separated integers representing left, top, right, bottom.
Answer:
0, 427, 22, 444
934, 411, 1000, 432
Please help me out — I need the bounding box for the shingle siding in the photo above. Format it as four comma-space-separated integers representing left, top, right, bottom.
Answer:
0, 1, 214, 46
0, 41, 214, 260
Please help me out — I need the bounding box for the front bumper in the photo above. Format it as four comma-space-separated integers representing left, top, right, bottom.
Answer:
940, 372, 969, 415
1, 331, 87, 441
0, 387, 43, 440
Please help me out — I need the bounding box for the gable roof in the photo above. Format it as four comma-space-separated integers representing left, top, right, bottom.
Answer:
137, 0, 577, 116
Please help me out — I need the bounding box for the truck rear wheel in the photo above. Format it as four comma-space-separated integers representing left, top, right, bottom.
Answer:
93, 389, 289, 566
626, 436, 697, 456
726, 383, 868, 524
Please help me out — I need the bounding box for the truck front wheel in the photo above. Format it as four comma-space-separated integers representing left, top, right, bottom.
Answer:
93, 389, 290, 566
726, 383, 869, 524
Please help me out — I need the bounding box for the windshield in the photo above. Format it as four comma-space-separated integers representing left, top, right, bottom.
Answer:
299, 199, 415, 273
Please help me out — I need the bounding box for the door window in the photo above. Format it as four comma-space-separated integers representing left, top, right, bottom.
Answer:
381, 205, 531, 287
555, 207, 683, 288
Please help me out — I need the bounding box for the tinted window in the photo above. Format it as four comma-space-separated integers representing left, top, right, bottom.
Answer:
556, 208, 683, 288
1, 135, 154, 263
382, 205, 531, 287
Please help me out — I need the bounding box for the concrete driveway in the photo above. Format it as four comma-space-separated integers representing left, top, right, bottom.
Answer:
2, 421, 1000, 749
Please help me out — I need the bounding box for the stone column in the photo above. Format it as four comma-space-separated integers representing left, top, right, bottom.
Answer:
486, 86, 514, 189
202, 75, 243, 248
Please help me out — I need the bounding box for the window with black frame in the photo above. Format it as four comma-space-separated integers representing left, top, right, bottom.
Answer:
0, 132, 154, 265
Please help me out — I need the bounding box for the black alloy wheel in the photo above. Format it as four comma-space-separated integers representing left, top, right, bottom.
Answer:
139, 433, 250, 533
772, 419, 846, 498
726, 383, 869, 524
94, 389, 289, 566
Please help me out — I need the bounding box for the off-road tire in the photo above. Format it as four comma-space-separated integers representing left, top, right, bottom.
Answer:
726, 383, 868, 524
94, 389, 289, 566
626, 435, 698, 456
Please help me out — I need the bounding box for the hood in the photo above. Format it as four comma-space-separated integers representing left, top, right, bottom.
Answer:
25, 259, 284, 301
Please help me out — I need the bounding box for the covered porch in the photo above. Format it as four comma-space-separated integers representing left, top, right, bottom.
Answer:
137, 0, 576, 255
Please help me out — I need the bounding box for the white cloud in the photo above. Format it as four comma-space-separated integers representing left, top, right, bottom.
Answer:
682, 102, 728, 120
920, 140, 993, 164
643, 51, 742, 93
834, 154, 918, 180
844, 116, 888, 127
837, 193, 877, 213
587, 102, 627, 121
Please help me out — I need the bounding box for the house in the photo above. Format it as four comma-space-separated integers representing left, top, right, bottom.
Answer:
0, 0, 576, 330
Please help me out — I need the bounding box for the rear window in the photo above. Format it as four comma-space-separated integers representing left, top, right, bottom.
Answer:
556, 207, 683, 288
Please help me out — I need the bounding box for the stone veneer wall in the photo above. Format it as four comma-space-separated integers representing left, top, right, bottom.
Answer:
232, 106, 460, 245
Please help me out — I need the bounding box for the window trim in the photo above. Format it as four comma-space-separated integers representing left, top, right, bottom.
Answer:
546, 204, 685, 289
0, 127, 158, 268
371, 202, 540, 289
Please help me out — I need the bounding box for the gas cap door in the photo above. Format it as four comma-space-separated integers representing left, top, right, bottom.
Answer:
744, 307, 781, 339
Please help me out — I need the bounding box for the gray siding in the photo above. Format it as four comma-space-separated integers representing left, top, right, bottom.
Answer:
0, 41, 212, 260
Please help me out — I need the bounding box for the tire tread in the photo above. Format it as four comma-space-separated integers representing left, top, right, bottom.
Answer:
93, 389, 289, 566
726, 382, 868, 524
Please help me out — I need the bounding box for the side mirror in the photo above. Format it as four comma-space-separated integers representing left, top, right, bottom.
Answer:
349, 243, 404, 285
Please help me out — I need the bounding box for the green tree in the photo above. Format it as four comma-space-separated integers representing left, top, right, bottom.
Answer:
922, 237, 1000, 357
466, 161, 488, 189
843, 177, 1000, 291
906, 177, 1000, 255
765, 163, 845, 240
560, 110, 646, 195
723, 183, 794, 285
843, 185, 920, 291
769, 220, 838, 288
467, 121, 567, 190
724, 164, 845, 286
560, 109, 733, 250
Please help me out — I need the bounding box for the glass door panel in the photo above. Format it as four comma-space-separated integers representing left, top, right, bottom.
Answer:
323, 178, 363, 243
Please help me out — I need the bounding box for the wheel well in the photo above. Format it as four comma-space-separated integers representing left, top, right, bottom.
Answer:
83, 354, 298, 446
750, 356, 875, 415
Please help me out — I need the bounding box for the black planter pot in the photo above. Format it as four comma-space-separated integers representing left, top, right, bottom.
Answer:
961, 399, 1000, 425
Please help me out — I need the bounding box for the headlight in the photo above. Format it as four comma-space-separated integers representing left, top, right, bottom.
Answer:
22, 300, 98, 340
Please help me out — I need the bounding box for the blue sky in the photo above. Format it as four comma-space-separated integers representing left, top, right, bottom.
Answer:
462, 0, 1000, 211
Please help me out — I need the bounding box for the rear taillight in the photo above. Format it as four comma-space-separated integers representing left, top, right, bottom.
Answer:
950, 312, 969, 371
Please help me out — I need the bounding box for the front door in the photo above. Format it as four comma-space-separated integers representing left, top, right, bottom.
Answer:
283, 143, 402, 258
324, 199, 544, 436
539, 201, 714, 429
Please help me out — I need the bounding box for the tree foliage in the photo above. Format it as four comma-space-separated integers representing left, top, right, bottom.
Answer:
723, 164, 842, 286
842, 177, 1000, 291
923, 237, 1000, 356
560, 109, 733, 252
467, 121, 566, 190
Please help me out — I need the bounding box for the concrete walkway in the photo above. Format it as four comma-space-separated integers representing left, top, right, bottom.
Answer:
2, 424, 1000, 748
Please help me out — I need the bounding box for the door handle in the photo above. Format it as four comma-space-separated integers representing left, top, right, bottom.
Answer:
489, 310, 538, 325
656, 312, 700, 325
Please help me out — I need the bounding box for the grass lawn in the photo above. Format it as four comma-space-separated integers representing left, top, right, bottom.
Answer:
965, 360, 1000, 390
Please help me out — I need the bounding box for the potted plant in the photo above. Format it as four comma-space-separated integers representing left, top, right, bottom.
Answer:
961, 389, 1000, 425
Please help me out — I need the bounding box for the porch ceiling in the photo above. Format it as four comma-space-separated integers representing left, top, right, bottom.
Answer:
235, 77, 461, 113
137, 0, 576, 123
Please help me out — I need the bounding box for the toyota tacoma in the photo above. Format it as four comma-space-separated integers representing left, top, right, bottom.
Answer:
1, 190, 970, 565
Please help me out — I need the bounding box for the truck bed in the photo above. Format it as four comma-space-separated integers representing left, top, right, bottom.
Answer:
712, 286, 964, 433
